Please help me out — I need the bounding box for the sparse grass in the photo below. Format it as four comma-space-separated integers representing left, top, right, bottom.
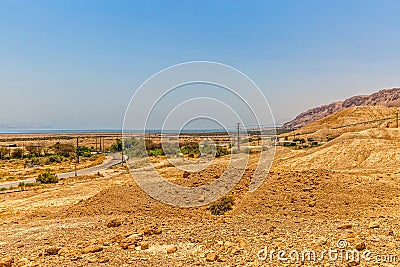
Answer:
209, 196, 234, 215
18, 181, 40, 187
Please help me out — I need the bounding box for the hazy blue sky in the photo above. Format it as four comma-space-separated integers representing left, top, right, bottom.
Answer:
1, 0, 400, 129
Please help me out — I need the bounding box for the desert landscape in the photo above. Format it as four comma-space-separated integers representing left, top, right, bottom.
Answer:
0, 88, 399, 266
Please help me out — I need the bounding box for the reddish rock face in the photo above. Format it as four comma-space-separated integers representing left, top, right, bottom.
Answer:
283, 88, 400, 129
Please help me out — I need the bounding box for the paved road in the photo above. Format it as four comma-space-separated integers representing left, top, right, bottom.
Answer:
0, 153, 124, 189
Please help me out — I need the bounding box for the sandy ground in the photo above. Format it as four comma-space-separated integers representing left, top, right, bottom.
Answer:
0, 131, 399, 266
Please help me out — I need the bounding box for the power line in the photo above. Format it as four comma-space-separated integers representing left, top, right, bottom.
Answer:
236, 123, 240, 151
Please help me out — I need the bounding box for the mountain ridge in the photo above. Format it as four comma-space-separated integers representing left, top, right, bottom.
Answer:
283, 88, 400, 129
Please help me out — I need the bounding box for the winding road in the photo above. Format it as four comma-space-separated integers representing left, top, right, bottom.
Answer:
0, 153, 124, 189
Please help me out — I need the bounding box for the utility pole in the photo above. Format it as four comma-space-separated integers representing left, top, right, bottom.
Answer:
75, 137, 79, 177
396, 111, 399, 128
236, 123, 240, 151
76, 137, 79, 164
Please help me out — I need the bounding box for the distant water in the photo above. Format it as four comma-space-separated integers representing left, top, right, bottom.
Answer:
0, 129, 123, 134
0, 129, 232, 134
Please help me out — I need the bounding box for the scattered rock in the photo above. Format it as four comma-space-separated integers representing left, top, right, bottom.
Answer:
82, 245, 103, 254
0, 257, 13, 267
367, 221, 380, 229
107, 219, 122, 228
206, 252, 218, 262
337, 224, 353, 230
167, 246, 177, 254
44, 247, 61, 256
140, 241, 149, 250
97, 256, 109, 263
183, 171, 190, 178
355, 242, 366, 251
138, 224, 162, 235
58, 247, 82, 257
347, 260, 360, 266
199, 195, 205, 202
308, 201, 316, 207
120, 233, 143, 249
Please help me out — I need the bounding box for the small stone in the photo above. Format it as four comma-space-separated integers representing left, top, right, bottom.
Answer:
44, 247, 61, 256
206, 252, 218, 262
138, 224, 162, 235
58, 247, 81, 257
0, 257, 13, 267
199, 195, 205, 202
106, 219, 122, 228
140, 241, 149, 250
367, 221, 380, 229
308, 201, 316, 207
337, 224, 352, 230
224, 241, 233, 247
355, 242, 366, 251
347, 260, 360, 266
167, 246, 177, 254
97, 256, 109, 263
82, 245, 103, 254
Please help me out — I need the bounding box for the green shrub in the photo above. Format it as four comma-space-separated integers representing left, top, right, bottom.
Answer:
111, 138, 123, 152
49, 155, 62, 163
215, 145, 229, 157
37, 169, 58, 184
148, 148, 164, 157
78, 146, 92, 157
209, 196, 234, 215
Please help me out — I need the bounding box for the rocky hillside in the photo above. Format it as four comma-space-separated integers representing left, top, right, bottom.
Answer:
283, 88, 400, 129
280, 106, 400, 139
278, 128, 400, 172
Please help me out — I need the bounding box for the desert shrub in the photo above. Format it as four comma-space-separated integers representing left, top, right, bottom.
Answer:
180, 142, 200, 158
0, 147, 8, 160
26, 145, 41, 156
111, 138, 123, 152
148, 148, 164, 157
53, 142, 75, 157
11, 148, 23, 158
39, 157, 50, 165
215, 145, 229, 157
30, 157, 40, 165
37, 169, 58, 184
293, 138, 305, 144
18, 181, 39, 187
209, 196, 234, 215
49, 155, 62, 163
124, 137, 147, 158
78, 146, 92, 157
0, 187, 6, 191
